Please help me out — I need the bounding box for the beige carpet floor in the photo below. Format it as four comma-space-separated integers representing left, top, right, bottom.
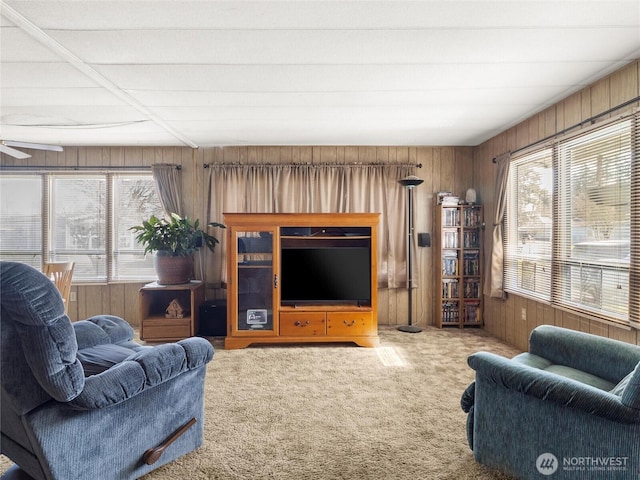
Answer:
2, 326, 520, 479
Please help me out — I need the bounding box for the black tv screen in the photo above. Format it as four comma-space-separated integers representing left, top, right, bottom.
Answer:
280, 247, 371, 305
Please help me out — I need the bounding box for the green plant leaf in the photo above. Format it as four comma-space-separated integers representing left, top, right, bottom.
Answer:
129, 214, 226, 256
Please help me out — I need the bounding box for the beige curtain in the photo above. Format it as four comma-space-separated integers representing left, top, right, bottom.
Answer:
151, 164, 183, 217
485, 152, 511, 299
206, 164, 414, 288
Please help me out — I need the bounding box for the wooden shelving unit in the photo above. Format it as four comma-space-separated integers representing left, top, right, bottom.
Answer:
223, 213, 380, 349
435, 204, 484, 328
139, 281, 205, 341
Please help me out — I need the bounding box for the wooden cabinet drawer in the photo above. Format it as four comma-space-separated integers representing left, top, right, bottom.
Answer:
326, 312, 374, 336
142, 318, 191, 341
279, 312, 326, 336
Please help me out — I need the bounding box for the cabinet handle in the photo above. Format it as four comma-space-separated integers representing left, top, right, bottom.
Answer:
294, 320, 310, 327
274, 274, 278, 288
343, 320, 356, 327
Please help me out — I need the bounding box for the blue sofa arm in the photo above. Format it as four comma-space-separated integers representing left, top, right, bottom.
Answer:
468, 351, 640, 423
528, 325, 640, 383
68, 337, 214, 410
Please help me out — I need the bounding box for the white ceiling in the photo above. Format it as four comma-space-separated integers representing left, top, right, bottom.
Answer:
1, 1, 639, 149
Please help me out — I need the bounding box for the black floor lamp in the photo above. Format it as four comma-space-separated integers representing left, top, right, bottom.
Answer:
398, 175, 424, 333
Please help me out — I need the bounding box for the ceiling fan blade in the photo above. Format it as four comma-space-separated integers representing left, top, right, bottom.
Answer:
0, 144, 32, 159
3, 140, 63, 152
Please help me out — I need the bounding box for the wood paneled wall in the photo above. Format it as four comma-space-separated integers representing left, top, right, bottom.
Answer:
199, 145, 474, 328
474, 59, 640, 349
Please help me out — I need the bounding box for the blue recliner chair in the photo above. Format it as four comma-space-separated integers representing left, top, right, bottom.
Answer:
461, 325, 640, 479
0, 261, 214, 480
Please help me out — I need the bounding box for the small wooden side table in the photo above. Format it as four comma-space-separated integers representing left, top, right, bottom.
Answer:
139, 281, 205, 342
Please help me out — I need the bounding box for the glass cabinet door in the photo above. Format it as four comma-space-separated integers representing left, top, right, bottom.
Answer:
233, 227, 276, 333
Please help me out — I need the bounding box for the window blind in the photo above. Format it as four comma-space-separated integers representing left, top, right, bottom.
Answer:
504, 148, 553, 302
0, 174, 43, 268
111, 175, 163, 280
49, 175, 108, 281
629, 115, 640, 329
553, 120, 631, 323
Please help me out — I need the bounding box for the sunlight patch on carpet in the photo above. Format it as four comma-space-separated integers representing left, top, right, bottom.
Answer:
375, 346, 408, 367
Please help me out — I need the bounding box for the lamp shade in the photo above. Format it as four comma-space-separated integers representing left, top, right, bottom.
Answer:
398, 175, 424, 188
466, 188, 477, 204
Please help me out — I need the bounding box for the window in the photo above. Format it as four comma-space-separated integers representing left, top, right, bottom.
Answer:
0, 175, 42, 269
504, 149, 553, 302
49, 175, 107, 280
505, 115, 637, 327
0, 172, 163, 282
112, 175, 164, 280
555, 121, 631, 322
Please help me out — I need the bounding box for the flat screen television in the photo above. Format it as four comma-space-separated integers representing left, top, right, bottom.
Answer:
280, 247, 371, 306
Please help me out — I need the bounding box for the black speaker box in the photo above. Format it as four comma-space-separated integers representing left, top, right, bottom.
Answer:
199, 299, 227, 337
418, 232, 431, 247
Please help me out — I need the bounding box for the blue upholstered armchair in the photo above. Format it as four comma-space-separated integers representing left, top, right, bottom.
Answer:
461, 325, 640, 479
0, 261, 214, 480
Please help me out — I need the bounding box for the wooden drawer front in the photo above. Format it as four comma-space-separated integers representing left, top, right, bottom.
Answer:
279, 312, 326, 336
326, 312, 374, 336
142, 318, 191, 341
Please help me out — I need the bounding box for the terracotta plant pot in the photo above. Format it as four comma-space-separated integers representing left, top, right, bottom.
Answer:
154, 252, 194, 285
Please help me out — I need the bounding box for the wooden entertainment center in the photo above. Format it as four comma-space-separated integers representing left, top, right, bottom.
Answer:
223, 213, 379, 349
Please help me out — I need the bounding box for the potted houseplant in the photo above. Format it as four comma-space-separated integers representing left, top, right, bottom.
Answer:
131, 213, 225, 285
